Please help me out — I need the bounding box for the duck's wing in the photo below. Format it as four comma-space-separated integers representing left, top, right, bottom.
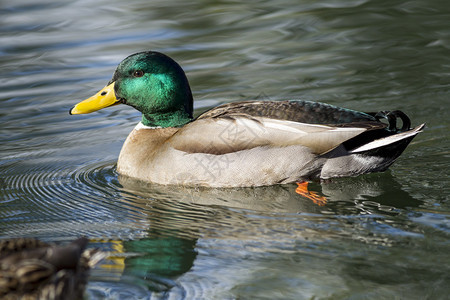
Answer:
197, 100, 381, 125
169, 100, 386, 155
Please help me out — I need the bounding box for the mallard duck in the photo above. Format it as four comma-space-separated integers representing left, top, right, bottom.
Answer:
70, 51, 424, 187
0, 237, 104, 300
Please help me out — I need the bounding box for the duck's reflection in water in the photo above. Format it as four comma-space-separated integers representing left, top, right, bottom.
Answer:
92, 172, 422, 296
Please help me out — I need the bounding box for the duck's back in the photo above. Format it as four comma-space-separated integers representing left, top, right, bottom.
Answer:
197, 100, 381, 127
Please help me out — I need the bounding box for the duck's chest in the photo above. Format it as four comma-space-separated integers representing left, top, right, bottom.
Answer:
116, 125, 178, 180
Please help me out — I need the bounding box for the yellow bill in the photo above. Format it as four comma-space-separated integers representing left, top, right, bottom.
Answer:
70, 82, 120, 115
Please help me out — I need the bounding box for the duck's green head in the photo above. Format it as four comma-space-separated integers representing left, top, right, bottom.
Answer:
70, 51, 193, 127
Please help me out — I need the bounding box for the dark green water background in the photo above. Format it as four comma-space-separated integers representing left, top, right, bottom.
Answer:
1, 0, 449, 298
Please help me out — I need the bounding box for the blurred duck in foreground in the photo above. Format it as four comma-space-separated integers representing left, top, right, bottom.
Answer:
71, 51, 424, 187
0, 237, 105, 300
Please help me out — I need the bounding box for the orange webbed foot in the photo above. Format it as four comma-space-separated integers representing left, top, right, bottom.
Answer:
295, 181, 328, 206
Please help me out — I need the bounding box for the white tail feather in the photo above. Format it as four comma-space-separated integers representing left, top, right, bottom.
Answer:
350, 124, 425, 153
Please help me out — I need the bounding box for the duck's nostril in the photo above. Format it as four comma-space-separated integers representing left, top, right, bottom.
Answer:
101, 91, 107, 96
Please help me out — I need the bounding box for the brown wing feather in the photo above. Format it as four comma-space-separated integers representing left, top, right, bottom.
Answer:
197, 100, 385, 128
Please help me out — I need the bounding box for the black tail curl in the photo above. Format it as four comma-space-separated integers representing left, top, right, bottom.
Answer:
368, 110, 411, 132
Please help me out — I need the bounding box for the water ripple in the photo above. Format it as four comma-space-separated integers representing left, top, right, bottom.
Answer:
1, 159, 150, 239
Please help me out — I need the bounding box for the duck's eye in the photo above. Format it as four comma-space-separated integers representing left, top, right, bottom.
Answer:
133, 70, 144, 77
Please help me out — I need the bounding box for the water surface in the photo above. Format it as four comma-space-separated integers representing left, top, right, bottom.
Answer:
1, 0, 449, 298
